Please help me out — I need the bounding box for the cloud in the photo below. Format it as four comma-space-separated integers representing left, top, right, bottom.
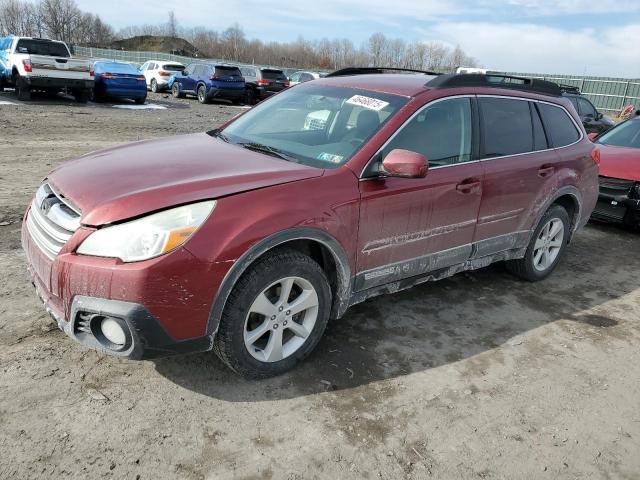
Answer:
425, 21, 640, 77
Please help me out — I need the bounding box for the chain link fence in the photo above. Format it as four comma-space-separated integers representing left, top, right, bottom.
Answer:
505, 72, 640, 114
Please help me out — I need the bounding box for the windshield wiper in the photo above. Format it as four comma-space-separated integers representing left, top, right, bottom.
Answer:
237, 142, 299, 163
210, 130, 230, 143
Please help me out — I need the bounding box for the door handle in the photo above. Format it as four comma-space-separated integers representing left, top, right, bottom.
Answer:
456, 178, 481, 194
538, 165, 555, 178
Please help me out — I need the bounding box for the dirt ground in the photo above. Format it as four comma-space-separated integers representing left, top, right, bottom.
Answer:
1, 90, 639, 480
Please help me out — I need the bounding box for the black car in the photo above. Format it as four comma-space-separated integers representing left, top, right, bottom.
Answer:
561, 86, 615, 134
239, 66, 289, 104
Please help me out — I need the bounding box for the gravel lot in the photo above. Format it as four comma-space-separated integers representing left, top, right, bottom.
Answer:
1, 90, 639, 480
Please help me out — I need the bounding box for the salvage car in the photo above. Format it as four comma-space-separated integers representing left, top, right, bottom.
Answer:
22, 70, 598, 378
589, 116, 640, 227
0, 36, 93, 102
91, 61, 147, 104
561, 85, 614, 134
240, 66, 289, 104
289, 71, 321, 86
172, 63, 245, 104
140, 60, 184, 92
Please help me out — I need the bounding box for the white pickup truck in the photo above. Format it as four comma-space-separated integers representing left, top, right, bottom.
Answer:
0, 36, 94, 102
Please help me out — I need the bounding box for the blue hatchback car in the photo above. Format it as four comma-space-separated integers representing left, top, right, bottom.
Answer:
92, 61, 147, 104
171, 63, 245, 104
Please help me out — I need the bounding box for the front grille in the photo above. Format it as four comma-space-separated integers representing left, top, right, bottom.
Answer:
599, 176, 634, 197
26, 183, 81, 260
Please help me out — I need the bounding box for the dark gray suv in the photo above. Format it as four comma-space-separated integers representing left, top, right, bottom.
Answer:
239, 66, 289, 104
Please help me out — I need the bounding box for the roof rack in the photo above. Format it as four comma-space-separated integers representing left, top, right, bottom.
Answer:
326, 67, 442, 77
557, 83, 581, 94
426, 73, 562, 97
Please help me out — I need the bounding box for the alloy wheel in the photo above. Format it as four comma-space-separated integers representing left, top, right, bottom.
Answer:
243, 276, 319, 362
533, 218, 565, 271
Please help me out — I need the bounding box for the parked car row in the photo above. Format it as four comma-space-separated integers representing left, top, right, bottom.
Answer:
137, 58, 323, 105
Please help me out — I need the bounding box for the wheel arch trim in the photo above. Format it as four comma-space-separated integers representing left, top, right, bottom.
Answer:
206, 227, 352, 339
532, 185, 582, 240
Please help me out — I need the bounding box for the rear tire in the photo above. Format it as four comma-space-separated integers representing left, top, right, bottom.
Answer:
74, 89, 89, 103
15, 76, 31, 101
197, 84, 209, 104
506, 204, 570, 282
245, 88, 256, 105
151, 79, 158, 93
135, 96, 146, 105
213, 249, 332, 378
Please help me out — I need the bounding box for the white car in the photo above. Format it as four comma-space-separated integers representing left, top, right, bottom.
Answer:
0, 36, 93, 102
140, 61, 185, 92
288, 71, 320, 86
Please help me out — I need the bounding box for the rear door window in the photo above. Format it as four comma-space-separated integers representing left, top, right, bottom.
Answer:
531, 103, 548, 151
479, 97, 533, 157
538, 103, 581, 147
383, 97, 473, 166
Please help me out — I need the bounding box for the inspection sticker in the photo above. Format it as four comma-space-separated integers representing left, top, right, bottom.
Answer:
317, 152, 344, 163
346, 95, 389, 111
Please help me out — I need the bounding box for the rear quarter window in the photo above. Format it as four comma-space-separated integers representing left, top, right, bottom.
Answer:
538, 103, 581, 147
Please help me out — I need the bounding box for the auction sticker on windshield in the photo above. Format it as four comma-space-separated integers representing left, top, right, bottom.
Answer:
346, 95, 389, 111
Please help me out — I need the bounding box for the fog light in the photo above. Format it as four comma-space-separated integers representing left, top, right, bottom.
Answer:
100, 318, 126, 346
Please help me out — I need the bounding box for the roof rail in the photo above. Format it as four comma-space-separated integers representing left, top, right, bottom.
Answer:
557, 83, 581, 94
326, 67, 442, 77
426, 73, 562, 97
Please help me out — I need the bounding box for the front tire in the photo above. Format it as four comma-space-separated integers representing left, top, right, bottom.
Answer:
213, 249, 332, 378
151, 79, 158, 93
172, 82, 184, 98
506, 204, 570, 281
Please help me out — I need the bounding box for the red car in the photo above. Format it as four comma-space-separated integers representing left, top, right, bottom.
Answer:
589, 116, 640, 227
22, 70, 598, 377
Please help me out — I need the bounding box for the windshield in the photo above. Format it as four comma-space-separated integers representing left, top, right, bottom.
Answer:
16, 39, 70, 57
216, 84, 407, 168
596, 119, 640, 149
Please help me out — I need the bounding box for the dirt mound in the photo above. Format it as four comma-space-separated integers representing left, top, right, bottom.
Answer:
110, 35, 197, 57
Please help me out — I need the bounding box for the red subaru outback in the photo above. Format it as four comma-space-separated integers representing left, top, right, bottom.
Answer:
22, 70, 598, 377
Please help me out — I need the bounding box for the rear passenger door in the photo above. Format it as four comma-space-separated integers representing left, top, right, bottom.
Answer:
356, 96, 483, 291
474, 97, 558, 253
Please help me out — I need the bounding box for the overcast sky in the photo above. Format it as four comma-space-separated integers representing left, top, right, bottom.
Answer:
77, 0, 640, 77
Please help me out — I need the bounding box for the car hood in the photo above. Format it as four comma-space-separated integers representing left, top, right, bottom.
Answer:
597, 144, 640, 182
47, 133, 323, 226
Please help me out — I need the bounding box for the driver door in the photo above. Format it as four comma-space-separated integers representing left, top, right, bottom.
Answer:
355, 97, 483, 291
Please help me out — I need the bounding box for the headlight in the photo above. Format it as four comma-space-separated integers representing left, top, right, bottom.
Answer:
77, 200, 215, 262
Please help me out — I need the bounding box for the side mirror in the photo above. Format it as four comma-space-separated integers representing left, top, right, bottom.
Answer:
587, 132, 599, 142
381, 149, 428, 178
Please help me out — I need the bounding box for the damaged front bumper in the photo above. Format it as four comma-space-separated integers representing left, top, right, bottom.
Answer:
592, 191, 640, 226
